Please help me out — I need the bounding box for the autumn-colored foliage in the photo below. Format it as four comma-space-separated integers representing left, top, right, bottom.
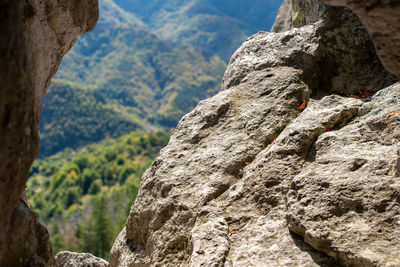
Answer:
299, 100, 306, 110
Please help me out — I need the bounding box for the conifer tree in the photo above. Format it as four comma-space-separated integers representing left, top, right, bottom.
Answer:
79, 195, 113, 259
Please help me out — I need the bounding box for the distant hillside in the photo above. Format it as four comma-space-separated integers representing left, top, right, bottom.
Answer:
113, 0, 283, 60
41, 0, 282, 156
55, 21, 226, 125
40, 79, 143, 157
29, 130, 169, 258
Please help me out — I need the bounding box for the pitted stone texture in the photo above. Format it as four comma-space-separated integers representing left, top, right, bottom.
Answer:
110, 19, 366, 266
322, 0, 400, 79
287, 83, 400, 267
226, 7, 395, 96
110, 4, 398, 267
218, 95, 361, 267
0, 0, 98, 265
56, 251, 108, 267
110, 65, 311, 266
190, 212, 229, 267
222, 25, 319, 91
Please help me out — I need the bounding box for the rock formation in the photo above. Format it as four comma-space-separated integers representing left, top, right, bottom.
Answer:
110, 1, 399, 266
321, 0, 400, 79
272, 0, 400, 79
2, 0, 400, 265
0, 0, 98, 265
56, 251, 109, 267
271, 0, 293, 32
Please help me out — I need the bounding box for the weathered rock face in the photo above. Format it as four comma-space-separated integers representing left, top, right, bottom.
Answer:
110, 3, 399, 266
272, 0, 400, 79
287, 83, 400, 266
56, 251, 109, 267
271, 0, 325, 32
228, 6, 396, 96
321, 0, 400, 78
0, 0, 98, 265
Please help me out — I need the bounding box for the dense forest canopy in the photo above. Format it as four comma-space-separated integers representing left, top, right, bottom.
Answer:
29, 131, 169, 258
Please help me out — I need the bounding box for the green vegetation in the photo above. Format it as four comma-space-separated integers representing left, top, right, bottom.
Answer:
113, 0, 283, 60
28, 130, 169, 258
39, 0, 281, 157
40, 79, 143, 156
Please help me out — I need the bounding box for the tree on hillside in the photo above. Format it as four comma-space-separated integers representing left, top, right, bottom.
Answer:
79, 195, 113, 259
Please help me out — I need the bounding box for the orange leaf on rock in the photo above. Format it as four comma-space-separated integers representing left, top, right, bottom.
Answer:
299, 100, 306, 110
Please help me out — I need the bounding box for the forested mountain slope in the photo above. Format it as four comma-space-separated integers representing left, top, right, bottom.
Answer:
39, 0, 281, 156
113, 0, 283, 60
29, 130, 169, 258
40, 79, 143, 156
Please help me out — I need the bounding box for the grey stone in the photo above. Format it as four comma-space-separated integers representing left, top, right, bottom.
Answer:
273, 0, 400, 79
270, 0, 292, 32
56, 251, 109, 267
227, 7, 395, 96
287, 83, 400, 266
321, 0, 400, 79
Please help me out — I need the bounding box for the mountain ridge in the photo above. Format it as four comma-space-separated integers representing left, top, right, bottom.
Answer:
40, 0, 282, 156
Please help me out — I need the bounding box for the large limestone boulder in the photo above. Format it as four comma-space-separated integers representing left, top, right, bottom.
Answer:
109, 4, 398, 266
0, 0, 98, 265
287, 83, 400, 266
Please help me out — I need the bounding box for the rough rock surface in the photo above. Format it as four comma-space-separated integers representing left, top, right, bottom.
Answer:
287, 83, 400, 266
272, 0, 400, 79
56, 251, 109, 267
110, 4, 399, 266
321, 0, 400, 79
0, 0, 98, 265
226, 6, 396, 96
271, 0, 325, 32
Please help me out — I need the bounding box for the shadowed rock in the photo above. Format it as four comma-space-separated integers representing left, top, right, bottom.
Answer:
0, 0, 98, 265
322, 0, 400, 79
272, 0, 400, 79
